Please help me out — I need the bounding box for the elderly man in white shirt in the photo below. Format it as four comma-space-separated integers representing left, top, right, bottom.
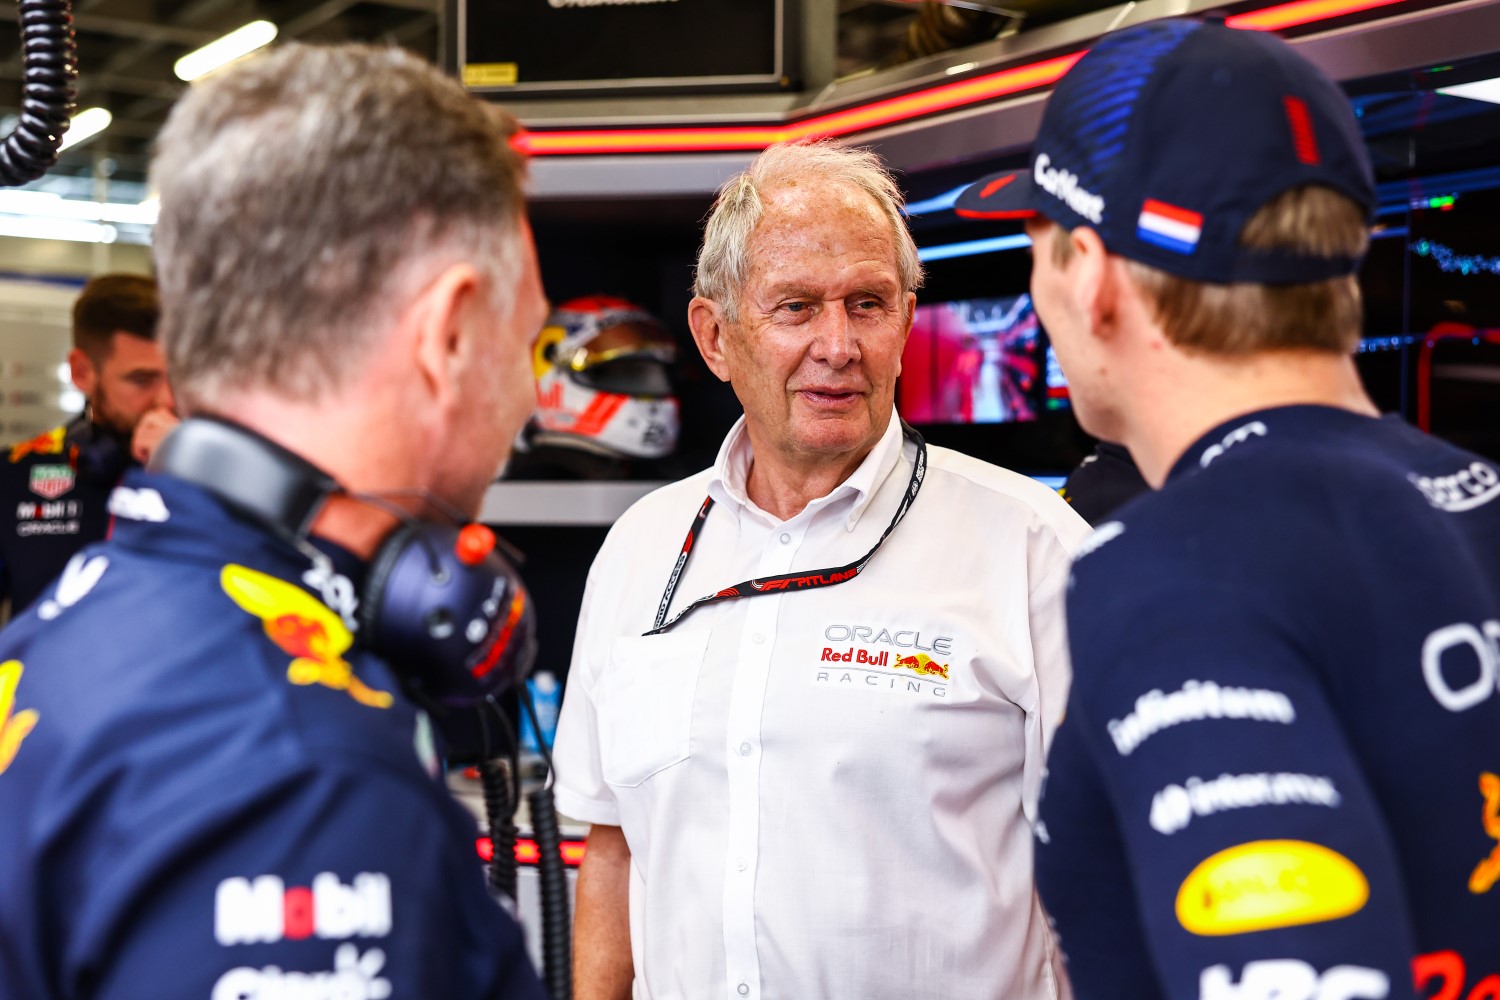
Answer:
553, 140, 1090, 1000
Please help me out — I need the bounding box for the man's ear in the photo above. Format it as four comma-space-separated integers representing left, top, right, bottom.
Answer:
68, 347, 97, 396
1069, 227, 1118, 341
410, 263, 484, 409
895, 290, 917, 379
687, 296, 733, 383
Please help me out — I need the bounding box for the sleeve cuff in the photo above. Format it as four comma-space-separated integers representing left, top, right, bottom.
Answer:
551, 784, 621, 827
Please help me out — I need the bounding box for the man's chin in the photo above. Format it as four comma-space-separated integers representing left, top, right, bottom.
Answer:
96, 413, 137, 439
789, 415, 879, 460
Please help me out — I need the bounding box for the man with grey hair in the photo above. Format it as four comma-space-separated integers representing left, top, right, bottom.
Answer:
0, 44, 547, 999
553, 140, 1090, 1000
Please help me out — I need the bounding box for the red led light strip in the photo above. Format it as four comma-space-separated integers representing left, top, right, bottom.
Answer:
515, 54, 1082, 156
512, 0, 1412, 157
1224, 0, 1406, 30
476, 836, 588, 867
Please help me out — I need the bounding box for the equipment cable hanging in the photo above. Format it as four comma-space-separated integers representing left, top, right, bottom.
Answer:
0, 0, 78, 187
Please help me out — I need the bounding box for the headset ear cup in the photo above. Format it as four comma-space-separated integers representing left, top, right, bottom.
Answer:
359, 521, 535, 711
358, 523, 415, 646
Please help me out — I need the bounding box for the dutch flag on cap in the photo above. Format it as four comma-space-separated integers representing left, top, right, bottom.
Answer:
1137, 200, 1203, 255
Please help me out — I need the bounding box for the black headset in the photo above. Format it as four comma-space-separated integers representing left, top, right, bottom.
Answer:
150, 416, 536, 765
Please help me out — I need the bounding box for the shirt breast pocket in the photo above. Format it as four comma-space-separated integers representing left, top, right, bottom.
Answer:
597, 629, 709, 788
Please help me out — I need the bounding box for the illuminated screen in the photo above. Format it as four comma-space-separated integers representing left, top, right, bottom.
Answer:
898, 295, 1069, 424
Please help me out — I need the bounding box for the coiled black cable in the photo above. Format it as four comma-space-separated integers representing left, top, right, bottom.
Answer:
0, 0, 78, 187
518, 683, 572, 1000
480, 756, 519, 902
526, 782, 572, 1000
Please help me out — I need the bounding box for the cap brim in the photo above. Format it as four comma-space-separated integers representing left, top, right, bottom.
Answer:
954, 170, 1038, 221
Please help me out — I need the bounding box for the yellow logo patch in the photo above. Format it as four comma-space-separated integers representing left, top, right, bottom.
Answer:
221, 564, 393, 709
1176, 839, 1368, 936
0, 660, 39, 774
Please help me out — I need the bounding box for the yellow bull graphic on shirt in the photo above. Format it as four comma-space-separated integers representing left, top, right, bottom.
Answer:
1470, 771, 1500, 894
8, 426, 65, 464
221, 564, 393, 709
0, 660, 39, 774
893, 653, 951, 681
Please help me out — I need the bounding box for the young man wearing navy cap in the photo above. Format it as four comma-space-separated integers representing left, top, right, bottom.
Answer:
958, 18, 1500, 1000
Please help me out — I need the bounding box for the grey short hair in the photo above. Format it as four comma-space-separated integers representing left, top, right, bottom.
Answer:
150, 43, 529, 408
694, 141, 923, 322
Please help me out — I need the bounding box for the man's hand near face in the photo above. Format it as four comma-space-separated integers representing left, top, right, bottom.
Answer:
130, 407, 181, 464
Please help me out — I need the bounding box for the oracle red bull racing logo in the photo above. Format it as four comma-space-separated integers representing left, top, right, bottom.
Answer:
814, 623, 956, 698
221, 564, 393, 709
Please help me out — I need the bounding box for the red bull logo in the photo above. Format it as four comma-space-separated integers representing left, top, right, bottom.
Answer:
8, 426, 65, 464
1470, 771, 1500, 894
221, 565, 393, 709
0, 659, 38, 775
894, 653, 950, 681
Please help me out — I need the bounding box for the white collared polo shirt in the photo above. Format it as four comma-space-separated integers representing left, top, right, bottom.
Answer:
553, 414, 1090, 1000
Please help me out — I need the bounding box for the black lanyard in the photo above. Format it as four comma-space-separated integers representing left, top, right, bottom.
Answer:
647, 424, 927, 636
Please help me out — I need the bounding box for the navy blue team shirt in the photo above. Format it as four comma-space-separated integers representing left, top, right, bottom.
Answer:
0, 469, 544, 999
1039, 405, 1500, 1000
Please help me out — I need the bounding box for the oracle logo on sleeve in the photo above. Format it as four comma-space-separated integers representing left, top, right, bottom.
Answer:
1421, 620, 1500, 712
215, 872, 392, 946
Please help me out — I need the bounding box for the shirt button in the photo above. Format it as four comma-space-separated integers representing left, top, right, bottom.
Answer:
779, 532, 791, 544
738, 742, 753, 757
738, 985, 750, 997
751, 632, 765, 644
735, 857, 747, 871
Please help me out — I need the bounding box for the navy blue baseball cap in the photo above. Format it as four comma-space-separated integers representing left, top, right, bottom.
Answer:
956, 19, 1376, 284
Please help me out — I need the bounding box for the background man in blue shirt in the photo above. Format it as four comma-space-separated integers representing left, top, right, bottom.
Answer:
959, 19, 1499, 1000
0, 44, 548, 999
0, 274, 178, 615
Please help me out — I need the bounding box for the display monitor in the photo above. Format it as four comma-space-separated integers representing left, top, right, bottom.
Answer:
898, 294, 1069, 424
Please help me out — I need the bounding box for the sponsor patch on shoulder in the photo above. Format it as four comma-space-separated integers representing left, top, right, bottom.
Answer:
108, 486, 170, 522
1199, 421, 1268, 468
1409, 461, 1500, 512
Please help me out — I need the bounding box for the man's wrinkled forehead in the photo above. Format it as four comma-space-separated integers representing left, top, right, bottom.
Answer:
747, 181, 899, 268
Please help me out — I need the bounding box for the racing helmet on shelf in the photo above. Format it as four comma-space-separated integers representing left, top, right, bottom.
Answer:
530, 295, 680, 459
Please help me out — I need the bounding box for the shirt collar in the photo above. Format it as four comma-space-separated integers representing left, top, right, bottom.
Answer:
707, 413, 908, 531
109, 468, 367, 587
